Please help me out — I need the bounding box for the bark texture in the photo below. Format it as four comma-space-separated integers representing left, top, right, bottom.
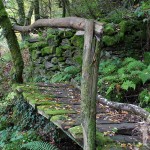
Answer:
81, 19, 101, 150
0, 0, 24, 83
13, 17, 103, 35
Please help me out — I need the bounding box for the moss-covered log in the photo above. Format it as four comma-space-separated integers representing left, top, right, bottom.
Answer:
0, 0, 24, 83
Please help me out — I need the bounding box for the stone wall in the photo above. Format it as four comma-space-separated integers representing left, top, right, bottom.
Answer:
25, 29, 84, 82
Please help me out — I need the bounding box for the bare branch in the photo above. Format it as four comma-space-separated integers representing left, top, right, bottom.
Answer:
97, 95, 150, 122
13, 17, 103, 35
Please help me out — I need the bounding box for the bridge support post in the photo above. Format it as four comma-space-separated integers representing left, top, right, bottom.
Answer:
81, 19, 101, 150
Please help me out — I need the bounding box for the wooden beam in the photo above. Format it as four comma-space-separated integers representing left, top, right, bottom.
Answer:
81, 19, 101, 150
13, 17, 103, 36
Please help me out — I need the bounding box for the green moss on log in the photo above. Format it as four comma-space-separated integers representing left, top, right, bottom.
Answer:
50, 115, 68, 122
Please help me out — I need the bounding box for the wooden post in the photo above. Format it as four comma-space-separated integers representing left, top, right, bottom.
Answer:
81, 19, 101, 150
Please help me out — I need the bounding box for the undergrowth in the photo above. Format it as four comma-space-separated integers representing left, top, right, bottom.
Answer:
98, 57, 150, 109
0, 95, 59, 150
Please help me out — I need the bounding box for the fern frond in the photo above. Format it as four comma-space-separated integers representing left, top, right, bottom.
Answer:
21, 141, 58, 150
126, 61, 146, 71
122, 57, 136, 66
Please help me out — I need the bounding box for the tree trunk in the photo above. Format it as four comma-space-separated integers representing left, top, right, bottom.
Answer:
0, 0, 24, 83
25, 1, 34, 25
61, 0, 66, 17
81, 19, 101, 150
34, 0, 40, 21
16, 0, 26, 40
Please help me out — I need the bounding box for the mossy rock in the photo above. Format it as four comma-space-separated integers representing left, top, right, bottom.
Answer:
71, 35, 84, 49
51, 65, 59, 71
73, 55, 82, 66
47, 34, 60, 46
29, 42, 48, 51
51, 57, 58, 64
41, 46, 56, 56
63, 50, 72, 58
104, 23, 115, 35
56, 47, 63, 56
58, 57, 65, 62
32, 50, 38, 60
60, 45, 73, 50
119, 20, 128, 33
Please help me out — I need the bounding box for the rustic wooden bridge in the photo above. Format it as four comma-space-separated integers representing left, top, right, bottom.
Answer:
14, 82, 148, 149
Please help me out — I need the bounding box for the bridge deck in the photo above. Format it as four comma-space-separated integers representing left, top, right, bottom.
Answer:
15, 83, 146, 149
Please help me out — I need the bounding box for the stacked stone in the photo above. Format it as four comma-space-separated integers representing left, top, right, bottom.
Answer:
28, 29, 84, 80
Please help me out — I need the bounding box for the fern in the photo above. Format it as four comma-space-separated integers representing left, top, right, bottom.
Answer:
126, 61, 146, 71
21, 141, 58, 150
64, 66, 80, 75
121, 80, 136, 90
51, 72, 71, 83
138, 67, 150, 84
122, 57, 136, 65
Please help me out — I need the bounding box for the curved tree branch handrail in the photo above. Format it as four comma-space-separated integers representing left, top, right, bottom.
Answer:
97, 95, 150, 122
13, 17, 103, 35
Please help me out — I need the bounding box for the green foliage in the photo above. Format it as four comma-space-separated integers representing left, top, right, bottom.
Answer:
103, 23, 115, 35
64, 66, 80, 75
134, 1, 150, 21
51, 72, 71, 83
144, 52, 150, 65
50, 66, 81, 83
139, 89, 150, 107
71, 35, 84, 49
41, 46, 56, 56
98, 57, 150, 102
0, 94, 59, 149
21, 141, 58, 150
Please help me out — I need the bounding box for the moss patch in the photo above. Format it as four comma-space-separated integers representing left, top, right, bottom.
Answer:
104, 23, 115, 35
50, 115, 68, 122
29, 42, 48, 51
41, 46, 56, 56
45, 109, 76, 116
71, 35, 84, 49
69, 126, 83, 139
56, 47, 63, 56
